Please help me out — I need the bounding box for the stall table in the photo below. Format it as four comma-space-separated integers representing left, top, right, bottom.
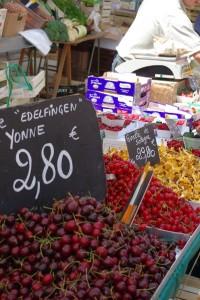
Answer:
51, 32, 106, 98
0, 35, 32, 54
0, 35, 39, 78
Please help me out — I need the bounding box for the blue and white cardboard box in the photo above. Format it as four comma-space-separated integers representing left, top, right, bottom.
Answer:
87, 72, 151, 97
86, 73, 151, 113
86, 90, 134, 113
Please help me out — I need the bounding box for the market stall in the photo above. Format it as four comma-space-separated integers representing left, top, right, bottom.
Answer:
0, 0, 199, 299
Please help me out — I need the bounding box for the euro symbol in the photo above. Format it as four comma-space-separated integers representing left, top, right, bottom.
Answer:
69, 126, 79, 141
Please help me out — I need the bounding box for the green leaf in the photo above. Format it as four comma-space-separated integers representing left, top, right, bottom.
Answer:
53, 0, 87, 25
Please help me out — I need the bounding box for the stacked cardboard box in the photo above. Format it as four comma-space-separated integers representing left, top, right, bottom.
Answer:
150, 79, 186, 105
101, 0, 112, 24
86, 72, 151, 113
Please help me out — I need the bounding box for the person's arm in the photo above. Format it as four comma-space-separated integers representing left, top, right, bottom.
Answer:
168, 12, 200, 60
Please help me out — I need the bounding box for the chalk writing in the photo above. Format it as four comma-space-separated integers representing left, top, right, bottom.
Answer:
21, 103, 77, 123
125, 124, 160, 167
5, 125, 45, 150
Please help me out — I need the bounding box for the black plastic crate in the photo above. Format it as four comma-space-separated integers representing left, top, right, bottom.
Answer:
57, 84, 85, 97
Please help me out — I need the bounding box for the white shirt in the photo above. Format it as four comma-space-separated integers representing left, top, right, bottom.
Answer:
117, 0, 200, 60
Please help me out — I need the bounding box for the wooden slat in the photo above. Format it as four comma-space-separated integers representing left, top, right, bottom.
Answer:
175, 276, 200, 300
176, 290, 199, 300
182, 275, 200, 289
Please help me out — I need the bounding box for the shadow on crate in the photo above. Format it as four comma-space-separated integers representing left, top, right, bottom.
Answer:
48, 83, 86, 97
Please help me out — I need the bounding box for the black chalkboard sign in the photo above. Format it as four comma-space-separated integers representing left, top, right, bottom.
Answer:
125, 124, 160, 167
0, 95, 106, 213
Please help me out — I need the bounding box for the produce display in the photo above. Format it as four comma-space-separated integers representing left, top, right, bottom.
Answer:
53, 0, 87, 25
192, 119, 200, 131
107, 144, 200, 202
104, 154, 141, 212
44, 19, 69, 42
0, 196, 179, 299
167, 139, 200, 157
155, 123, 169, 131
66, 23, 87, 41
1, 0, 200, 297
191, 148, 200, 157
98, 116, 131, 132
154, 145, 200, 201
136, 177, 200, 233
43, 0, 88, 42
166, 140, 184, 151
104, 152, 200, 234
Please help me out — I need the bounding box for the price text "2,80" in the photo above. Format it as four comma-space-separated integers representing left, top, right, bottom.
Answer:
13, 143, 73, 199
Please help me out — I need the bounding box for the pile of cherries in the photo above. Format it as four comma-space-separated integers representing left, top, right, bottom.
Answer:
98, 121, 124, 132
103, 114, 122, 120
192, 120, 200, 129
105, 154, 200, 234
104, 154, 141, 212
0, 196, 178, 300
136, 177, 200, 234
191, 149, 200, 157
166, 140, 184, 151
155, 123, 169, 131
167, 139, 200, 157
98, 114, 132, 132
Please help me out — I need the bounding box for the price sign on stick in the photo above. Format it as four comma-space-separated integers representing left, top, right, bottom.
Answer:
121, 164, 153, 225
0, 96, 106, 213
125, 124, 160, 167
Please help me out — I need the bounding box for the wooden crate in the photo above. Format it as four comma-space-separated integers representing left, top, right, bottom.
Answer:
71, 42, 93, 81
175, 275, 200, 300
90, 47, 116, 76
112, 15, 134, 26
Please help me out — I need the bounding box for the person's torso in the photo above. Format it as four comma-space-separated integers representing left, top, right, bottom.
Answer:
117, 0, 185, 59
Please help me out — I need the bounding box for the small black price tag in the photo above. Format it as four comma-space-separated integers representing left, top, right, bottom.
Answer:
125, 124, 160, 167
0, 95, 106, 213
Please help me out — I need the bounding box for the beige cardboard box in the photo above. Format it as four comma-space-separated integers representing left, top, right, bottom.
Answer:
112, 15, 133, 26
150, 79, 186, 105
3, 12, 27, 37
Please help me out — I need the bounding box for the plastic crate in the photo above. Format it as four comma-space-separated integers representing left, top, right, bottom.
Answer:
183, 136, 200, 150
130, 224, 200, 299
56, 84, 85, 97
25, 7, 47, 29
15, 0, 48, 29
152, 225, 200, 300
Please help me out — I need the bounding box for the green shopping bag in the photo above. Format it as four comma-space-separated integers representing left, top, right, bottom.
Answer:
5, 63, 33, 108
